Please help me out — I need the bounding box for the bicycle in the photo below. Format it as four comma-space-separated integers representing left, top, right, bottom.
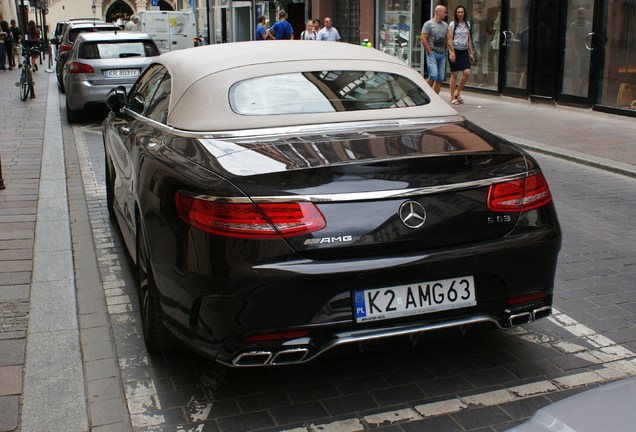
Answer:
15, 45, 39, 101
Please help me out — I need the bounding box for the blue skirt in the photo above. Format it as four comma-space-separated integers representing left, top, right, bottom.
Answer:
450, 49, 471, 72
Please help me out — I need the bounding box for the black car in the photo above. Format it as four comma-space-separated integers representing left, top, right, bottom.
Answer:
103, 41, 561, 367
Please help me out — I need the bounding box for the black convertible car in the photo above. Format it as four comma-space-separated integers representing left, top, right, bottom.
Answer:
103, 41, 561, 366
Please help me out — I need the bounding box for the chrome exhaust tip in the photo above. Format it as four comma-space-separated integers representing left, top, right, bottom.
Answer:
232, 351, 272, 366
532, 306, 552, 321
508, 311, 532, 327
271, 348, 309, 365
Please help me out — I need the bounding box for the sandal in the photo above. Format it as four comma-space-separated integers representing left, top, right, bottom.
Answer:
451, 98, 460, 105
456, 95, 464, 104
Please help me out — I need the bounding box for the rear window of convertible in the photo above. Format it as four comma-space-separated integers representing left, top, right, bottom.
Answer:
229, 71, 431, 115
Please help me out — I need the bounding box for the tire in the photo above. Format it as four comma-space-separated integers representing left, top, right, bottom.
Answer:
19, 69, 29, 101
136, 220, 177, 351
104, 158, 115, 218
66, 103, 80, 124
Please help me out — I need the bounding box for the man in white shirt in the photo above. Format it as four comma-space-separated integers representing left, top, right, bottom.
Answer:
317, 17, 341, 41
125, 15, 141, 31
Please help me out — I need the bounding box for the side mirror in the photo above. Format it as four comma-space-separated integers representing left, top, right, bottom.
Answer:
50, 37, 59, 45
106, 86, 127, 112
59, 51, 70, 61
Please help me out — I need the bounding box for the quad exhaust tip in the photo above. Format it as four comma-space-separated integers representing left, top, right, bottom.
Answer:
233, 348, 309, 367
508, 306, 552, 327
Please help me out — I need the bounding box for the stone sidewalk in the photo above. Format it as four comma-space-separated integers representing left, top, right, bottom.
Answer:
0, 67, 635, 432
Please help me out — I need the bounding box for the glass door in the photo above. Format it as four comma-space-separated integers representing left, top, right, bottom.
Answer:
560, 1, 595, 102
528, 0, 560, 100
232, 1, 252, 42
593, 0, 636, 114
500, 0, 531, 97
377, 0, 414, 68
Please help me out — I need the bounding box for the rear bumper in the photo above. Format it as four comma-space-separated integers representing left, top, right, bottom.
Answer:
153, 225, 561, 366
65, 78, 134, 110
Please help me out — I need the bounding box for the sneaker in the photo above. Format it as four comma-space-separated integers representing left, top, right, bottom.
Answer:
18, 64, 22, 68
451, 98, 460, 105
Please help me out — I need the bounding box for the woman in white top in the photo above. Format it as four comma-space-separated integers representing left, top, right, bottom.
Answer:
301, 20, 317, 40
447, 6, 475, 105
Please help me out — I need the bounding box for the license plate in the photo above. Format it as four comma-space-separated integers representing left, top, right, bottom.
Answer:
353, 276, 476, 322
104, 69, 139, 78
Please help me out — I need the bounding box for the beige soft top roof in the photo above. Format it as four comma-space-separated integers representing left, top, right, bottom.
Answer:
153, 41, 457, 131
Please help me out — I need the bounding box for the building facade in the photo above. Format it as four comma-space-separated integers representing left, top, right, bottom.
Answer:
5, 0, 633, 116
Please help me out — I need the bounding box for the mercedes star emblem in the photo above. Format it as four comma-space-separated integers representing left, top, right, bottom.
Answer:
398, 201, 427, 229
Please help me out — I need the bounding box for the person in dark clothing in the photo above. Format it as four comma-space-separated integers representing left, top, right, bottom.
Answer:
25, 20, 40, 71
10, 19, 21, 68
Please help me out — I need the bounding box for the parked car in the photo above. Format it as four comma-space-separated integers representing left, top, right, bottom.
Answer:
103, 41, 562, 367
52, 18, 105, 41
64, 31, 159, 123
52, 20, 120, 92
506, 377, 636, 431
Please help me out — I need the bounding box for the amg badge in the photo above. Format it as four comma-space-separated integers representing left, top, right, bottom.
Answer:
304, 235, 353, 245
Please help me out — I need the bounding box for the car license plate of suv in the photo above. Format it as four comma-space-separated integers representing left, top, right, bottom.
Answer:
353, 276, 476, 322
105, 69, 139, 78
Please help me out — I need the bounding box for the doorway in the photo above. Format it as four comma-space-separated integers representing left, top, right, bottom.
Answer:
528, 0, 560, 101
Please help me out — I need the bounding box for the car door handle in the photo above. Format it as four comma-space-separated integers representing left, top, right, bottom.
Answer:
118, 126, 131, 136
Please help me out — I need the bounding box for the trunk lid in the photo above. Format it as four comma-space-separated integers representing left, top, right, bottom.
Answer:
191, 120, 529, 259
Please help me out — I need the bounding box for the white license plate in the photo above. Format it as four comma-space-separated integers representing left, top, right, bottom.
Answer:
104, 69, 139, 78
353, 276, 476, 322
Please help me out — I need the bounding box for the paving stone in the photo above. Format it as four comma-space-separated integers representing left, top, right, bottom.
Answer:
90, 396, 129, 426
269, 401, 328, 425
322, 393, 378, 416
216, 411, 275, 432
452, 405, 511, 430
371, 383, 427, 406
0, 365, 22, 396
0, 396, 18, 431
0, 339, 25, 366
402, 416, 463, 431
499, 395, 552, 420
236, 390, 291, 413
286, 382, 341, 404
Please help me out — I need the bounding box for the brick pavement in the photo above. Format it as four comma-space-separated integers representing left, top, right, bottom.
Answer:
0, 64, 48, 432
0, 67, 635, 432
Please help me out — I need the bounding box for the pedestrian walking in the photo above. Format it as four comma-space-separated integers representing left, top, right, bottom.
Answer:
25, 20, 40, 71
266, 10, 294, 40
300, 20, 317, 40
448, 6, 475, 105
313, 19, 321, 34
317, 17, 341, 41
421, 5, 449, 94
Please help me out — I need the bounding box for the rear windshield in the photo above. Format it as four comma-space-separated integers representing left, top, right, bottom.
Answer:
79, 41, 160, 59
69, 27, 120, 42
229, 71, 431, 115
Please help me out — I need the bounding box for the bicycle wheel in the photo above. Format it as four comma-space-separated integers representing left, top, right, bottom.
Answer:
27, 68, 35, 98
19, 67, 29, 101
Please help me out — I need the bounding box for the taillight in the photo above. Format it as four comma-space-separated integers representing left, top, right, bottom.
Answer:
60, 43, 72, 52
487, 173, 552, 212
68, 62, 94, 74
175, 192, 326, 238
